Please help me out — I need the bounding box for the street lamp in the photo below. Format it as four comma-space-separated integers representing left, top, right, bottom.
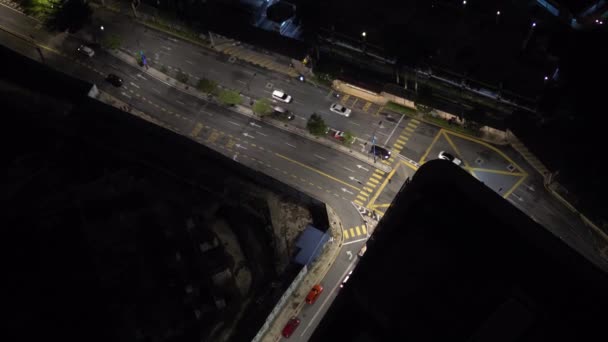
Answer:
100, 25, 104, 31
361, 31, 366, 38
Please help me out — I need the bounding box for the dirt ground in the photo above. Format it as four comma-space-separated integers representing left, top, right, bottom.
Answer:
266, 193, 313, 274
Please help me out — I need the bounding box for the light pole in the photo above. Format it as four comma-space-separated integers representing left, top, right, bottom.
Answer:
370, 120, 382, 163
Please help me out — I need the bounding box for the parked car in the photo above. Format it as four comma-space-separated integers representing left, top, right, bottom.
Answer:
438, 151, 462, 166
77, 45, 95, 57
305, 284, 324, 304
329, 103, 351, 117
370, 145, 391, 160
106, 73, 123, 87
333, 130, 346, 141
272, 106, 294, 120
282, 317, 301, 338
272, 90, 292, 103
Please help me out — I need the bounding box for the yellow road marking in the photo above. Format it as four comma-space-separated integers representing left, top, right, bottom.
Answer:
356, 195, 367, 202
369, 178, 379, 184
360, 191, 369, 197
341, 94, 350, 104
363, 102, 372, 112
400, 160, 419, 171
366, 182, 376, 188
361, 225, 367, 234
343, 229, 350, 239
372, 203, 391, 208
412, 119, 421, 124
363, 187, 374, 192
371, 173, 382, 180
354, 200, 364, 206
275, 153, 360, 190
444, 130, 526, 174
394, 143, 403, 149
367, 163, 400, 208
468, 167, 526, 176
352, 98, 359, 107
375, 169, 385, 175
503, 174, 527, 199
443, 131, 476, 178
396, 139, 406, 145
355, 226, 362, 235
405, 126, 415, 132
374, 106, 384, 117
349, 228, 355, 237
419, 128, 443, 164
190, 122, 203, 137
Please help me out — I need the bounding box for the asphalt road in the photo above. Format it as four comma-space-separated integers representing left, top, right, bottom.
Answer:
1, 3, 607, 341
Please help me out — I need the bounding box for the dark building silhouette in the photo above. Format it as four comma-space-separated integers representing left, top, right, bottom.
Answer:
311, 160, 608, 342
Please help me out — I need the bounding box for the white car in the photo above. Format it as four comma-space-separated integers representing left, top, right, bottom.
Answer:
330, 103, 351, 117
77, 45, 95, 57
438, 151, 462, 166
272, 90, 292, 103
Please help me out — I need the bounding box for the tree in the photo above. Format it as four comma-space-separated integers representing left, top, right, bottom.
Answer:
47, 0, 92, 33
306, 113, 328, 136
253, 98, 272, 116
342, 131, 355, 145
196, 78, 217, 95
218, 90, 242, 106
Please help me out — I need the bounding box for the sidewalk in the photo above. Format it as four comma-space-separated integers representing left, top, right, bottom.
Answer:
261, 204, 344, 342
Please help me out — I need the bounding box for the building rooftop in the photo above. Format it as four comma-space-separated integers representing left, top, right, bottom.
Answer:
311, 160, 608, 341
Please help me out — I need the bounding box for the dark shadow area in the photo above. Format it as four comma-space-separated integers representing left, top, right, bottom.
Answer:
311, 160, 608, 341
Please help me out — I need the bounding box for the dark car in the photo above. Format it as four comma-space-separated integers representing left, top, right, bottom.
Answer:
106, 73, 123, 87
282, 317, 301, 338
370, 145, 391, 160
272, 106, 294, 120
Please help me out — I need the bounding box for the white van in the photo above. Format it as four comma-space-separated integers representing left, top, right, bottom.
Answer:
272, 90, 292, 103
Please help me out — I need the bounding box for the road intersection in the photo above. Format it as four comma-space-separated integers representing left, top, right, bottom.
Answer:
1, 2, 607, 340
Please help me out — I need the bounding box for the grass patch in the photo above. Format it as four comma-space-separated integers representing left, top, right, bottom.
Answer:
101, 34, 121, 50
142, 18, 208, 47
196, 78, 217, 95
310, 73, 333, 88
385, 102, 418, 117
176, 70, 189, 84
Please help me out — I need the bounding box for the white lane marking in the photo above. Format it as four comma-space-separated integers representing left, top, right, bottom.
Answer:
176, 100, 185, 105
185, 60, 194, 65
121, 92, 131, 98
343, 166, 355, 172
286, 143, 296, 148
161, 46, 172, 50
294, 100, 304, 105
256, 131, 267, 137
314, 154, 326, 160
296, 115, 306, 121
236, 80, 246, 84
137, 74, 147, 80
228, 121, 240, 126
167, 37, 179, 43
129, 82, 140, 89
200, 109, 213, 117
152, 88, 161, 94
343, 237, 368, 245
348, 121, 360, 126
